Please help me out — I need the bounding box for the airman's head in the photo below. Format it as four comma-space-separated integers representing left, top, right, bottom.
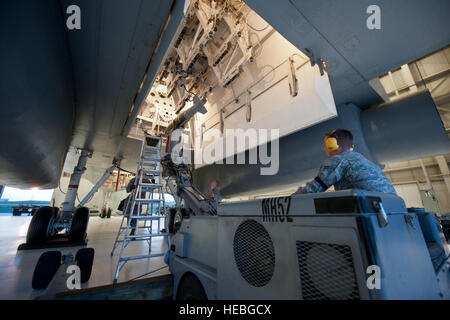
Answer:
324, 129, 354, 158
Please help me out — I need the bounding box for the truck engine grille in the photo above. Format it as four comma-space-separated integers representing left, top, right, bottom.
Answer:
233, 220, 275, 287
296, 241, 360, 300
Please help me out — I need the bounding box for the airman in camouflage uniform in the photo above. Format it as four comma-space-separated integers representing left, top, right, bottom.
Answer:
295, 129, 397, 195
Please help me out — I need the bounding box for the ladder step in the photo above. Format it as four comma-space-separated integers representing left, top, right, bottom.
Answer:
119, 224, 164, 230
130, 215, 165, 220
138, 189, 163, 193
144, 150, 159, 155
124, 233, 168, 239
142, 162, 158, 167
143, 156, 160, 162
142, 170, 160, 175
145, 146, 159, 150
138, 188, 163, 192
119, 253, 165, 262
138, 187, 163, 191
138, 183, 162, 188
145, 135, 161, 140
134, 198, 164, 203
142, 164, 158, 168
117, 236, 165, 240
128, 215, 164, 220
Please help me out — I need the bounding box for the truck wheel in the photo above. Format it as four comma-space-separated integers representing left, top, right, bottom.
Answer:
26, 206, 54, 244
69, 207, 90, 242
169, 208, 184, 233
176, 273, 207, 300
442, 224, 450, 241
168, 208, 176, 233
32, 251, 61, 290
75, 248, 95, 283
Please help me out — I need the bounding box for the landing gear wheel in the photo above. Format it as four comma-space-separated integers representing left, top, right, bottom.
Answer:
26, 206, 55, 244
75, 248, 95, 283
106, 208, 111, 218
32, 251, 62, 290
176, 273, 208, 300
69, 207, 90, 242
99, 208, 106, 218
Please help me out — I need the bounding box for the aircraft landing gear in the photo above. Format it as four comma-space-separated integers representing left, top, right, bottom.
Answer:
26, 206, 90, 245
24, 149, 118, 246
26, 206, 58, 244
68, 207, 90, 242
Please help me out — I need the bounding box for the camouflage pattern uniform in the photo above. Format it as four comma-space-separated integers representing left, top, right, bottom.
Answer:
295, 150, 397, 195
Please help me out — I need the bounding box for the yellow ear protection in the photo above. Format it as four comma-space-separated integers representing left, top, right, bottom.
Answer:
325, 136, 339, 151
325, 130, 355, 151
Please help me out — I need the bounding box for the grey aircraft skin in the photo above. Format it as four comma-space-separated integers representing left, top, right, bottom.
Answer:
1, 0, 450, 197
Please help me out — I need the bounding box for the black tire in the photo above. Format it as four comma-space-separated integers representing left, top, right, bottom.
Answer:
176, 273, 208, 300
26, 206, 54, 244
32, 251, 61, 290
69, 207, 90, 242
180, 208, 189, 218
51, 206, 60, 217
106, 208, 111, 218
442, 223, 450, 241
168, 209, 184, 234
75, 248, 95, 283
168, 208, 177, 233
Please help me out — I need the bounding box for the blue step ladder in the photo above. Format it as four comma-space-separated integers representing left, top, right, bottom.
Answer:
111, 134, 169, 284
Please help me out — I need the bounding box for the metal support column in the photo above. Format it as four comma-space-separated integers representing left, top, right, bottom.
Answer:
60, 150, 91, 220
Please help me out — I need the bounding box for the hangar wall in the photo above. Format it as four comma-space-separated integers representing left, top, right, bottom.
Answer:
386, 155, 450, 214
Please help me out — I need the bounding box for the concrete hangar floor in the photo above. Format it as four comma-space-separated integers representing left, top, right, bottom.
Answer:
0, 214, 169, 299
